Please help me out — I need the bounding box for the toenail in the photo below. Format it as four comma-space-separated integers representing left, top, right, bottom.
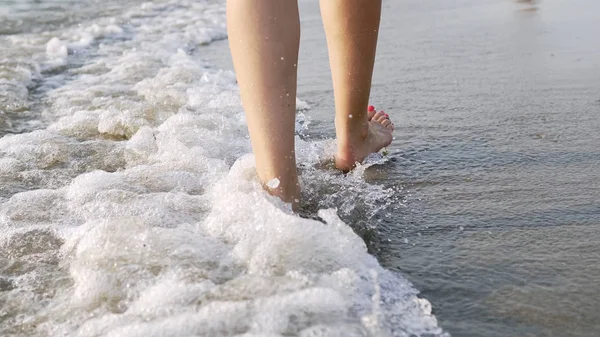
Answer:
368, 105, 375, 112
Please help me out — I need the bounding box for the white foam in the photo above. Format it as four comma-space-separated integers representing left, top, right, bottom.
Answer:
46, 37, 68, 60
0, 0, 445, 336
0, 48, 41, 117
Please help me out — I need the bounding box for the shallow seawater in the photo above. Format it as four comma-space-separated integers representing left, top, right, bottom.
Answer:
291, 1, 600, 337
1, 0, 599, 337
0, 1, 442, 337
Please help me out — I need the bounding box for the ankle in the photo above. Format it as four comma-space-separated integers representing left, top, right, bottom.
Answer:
336, 120, 369, 147
262, 174, 300, 205
335, 119, 373, 171
335, 149, 365, 172
335, 139, 366, 171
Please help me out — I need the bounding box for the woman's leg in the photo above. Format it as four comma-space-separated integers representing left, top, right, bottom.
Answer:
227, 0, 301, 203
320, 0, 394, 171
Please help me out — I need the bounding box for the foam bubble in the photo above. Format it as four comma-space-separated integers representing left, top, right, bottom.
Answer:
0, 0, 446, 336
46, 37, 68, 61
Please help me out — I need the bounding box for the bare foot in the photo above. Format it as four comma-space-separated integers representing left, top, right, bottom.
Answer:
335, 107, 394, 171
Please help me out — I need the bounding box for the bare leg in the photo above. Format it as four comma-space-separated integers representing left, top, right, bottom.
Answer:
227, 0, 300, 203
320, 0, 394, 171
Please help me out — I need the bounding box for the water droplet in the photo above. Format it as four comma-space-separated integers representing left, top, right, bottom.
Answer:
349, 114, 353, 119
266, 178, 280, 189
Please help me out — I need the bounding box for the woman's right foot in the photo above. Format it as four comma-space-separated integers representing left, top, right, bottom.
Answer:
335, 107, 394, 171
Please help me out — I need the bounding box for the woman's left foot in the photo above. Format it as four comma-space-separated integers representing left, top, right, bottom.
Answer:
335, 107, 394, 171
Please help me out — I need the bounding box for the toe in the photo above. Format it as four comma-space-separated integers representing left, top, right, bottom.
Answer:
368, 110, 376, 120
376, 114, 388, 123
367, 105, 376, 120
379, 112, 392, 122
373, 111, 386, 121
382, 119, 393, 128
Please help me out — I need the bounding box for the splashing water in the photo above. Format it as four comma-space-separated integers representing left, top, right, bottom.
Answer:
0, 1, 446, 336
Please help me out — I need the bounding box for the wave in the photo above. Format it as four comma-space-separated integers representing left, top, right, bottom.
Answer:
0, 1, 445, 336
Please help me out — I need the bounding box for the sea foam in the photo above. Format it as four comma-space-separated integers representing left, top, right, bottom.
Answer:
0, 1, 445, 336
